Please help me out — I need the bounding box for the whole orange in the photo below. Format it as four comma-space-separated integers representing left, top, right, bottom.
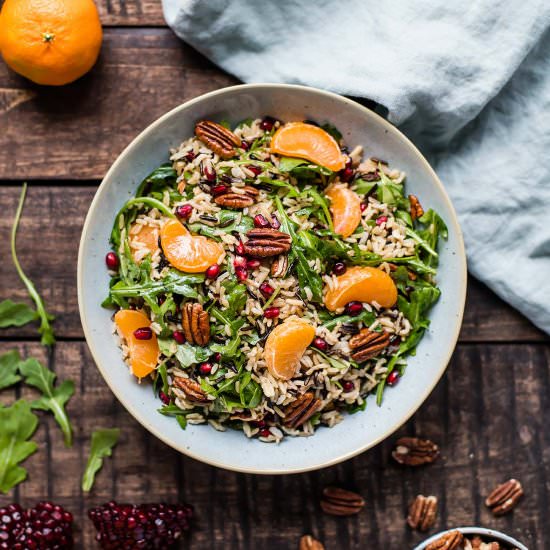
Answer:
0, 0, 102, 86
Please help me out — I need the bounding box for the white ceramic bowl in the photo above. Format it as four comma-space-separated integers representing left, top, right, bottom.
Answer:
414, 527, 528, 550
78, 84, 466, 474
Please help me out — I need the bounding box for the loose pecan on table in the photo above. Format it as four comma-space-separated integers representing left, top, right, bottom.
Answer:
195, 120, 242, 159
214, 185, 259, 209
173, 377, 209, 403
409, 194, 424, 220
283, 392, 321, 429
182, 303, 210, 346
349, 328, 390, 363
407, 494, 438, 532
270, 254, 289, 277
320, 487, 365, 516
299, 535, 324, 550
485, 479, 523, 516
426, 530, 464, 550
242, 228, 292, 258
391, 436, 440, 466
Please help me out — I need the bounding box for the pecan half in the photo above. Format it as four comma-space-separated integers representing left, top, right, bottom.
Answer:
320, 487, 365, 516
284, 392, 321, 428
485, 479, 523, 516
470, 537, 500, 550
392, 437, 440, 466
173, 377, 209, 403
409, 194, 424, 220
407, 494, 438, 531
182, 303, 210, 346
299, 535, 324, 550
349, 328, 390, 363
214, 185, 259, 209
195, 120, 241, 159
426, 530, 463, 550
243, 228, 292, 258
271, 254, 288, 277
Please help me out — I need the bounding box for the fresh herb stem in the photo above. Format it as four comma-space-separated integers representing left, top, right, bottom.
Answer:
262, 287, 280, 310
10, 184, 55, 346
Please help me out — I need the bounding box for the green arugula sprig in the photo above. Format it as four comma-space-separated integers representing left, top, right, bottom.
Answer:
10, 184, 55, 346
82, 428, 120, 492
0, 299, 37, 328
0, 350, 23, 390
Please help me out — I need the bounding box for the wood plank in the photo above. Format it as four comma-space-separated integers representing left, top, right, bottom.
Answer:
97, 0, 165, 26
0, 341, 547, 548
0, 185, 546, 343
0, 28, 237, 180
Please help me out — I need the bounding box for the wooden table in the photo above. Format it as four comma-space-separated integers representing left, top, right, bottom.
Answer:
0, 3, 548, 548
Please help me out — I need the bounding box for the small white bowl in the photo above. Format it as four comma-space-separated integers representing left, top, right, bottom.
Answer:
414, 526, 528, 550
78, 84, 466, 474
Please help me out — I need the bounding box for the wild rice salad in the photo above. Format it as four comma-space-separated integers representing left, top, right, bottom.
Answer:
104, 116, 446, 443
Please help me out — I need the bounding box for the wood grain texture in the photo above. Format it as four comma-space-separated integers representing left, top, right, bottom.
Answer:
0, 341, 547, 549
0, 185, 546, 343
0, 28, 236, 180
97, 0, 165, 26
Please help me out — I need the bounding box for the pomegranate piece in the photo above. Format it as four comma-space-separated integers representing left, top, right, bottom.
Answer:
376, 215, 388, 226
89, 501, 192, 550
213, 352, 222, 362
175, 204, 193, 219
270, 214, 281, 229
386, 371, 400, 386
247, 165, 262, 176
332, 262, 347, 276
211, 184, 229, 196
105, 252, 119, 270
173, 330, 186, 345
235, 266, 248, 281
339, 158, 354, 182
259, 282, 274, 297
205, 264, 220, 279
342, 381, 355, 392
312, 337, 328, 352
360, 202, 367, 212
201, 162, 216, 182
263, 307, 280, 319
235, 241, 245, 255
345, 301, 364, 316
159, 391, 170, 405
253, 214, 270, 228
259, 428, 271, 438
199, 363, 212, 375
133, 327, 153, 340
246, 259, 261, 269
260, 116, 276, 131
184, 151, 195, 162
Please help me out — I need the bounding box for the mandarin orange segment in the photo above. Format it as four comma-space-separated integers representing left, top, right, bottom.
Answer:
324, 266, 398, 311
325, 184, 362, 238
160, 219, 224, 273
129, 223, 159, 263
114, 310, 159, 379
270, 122, 346, 172
264, 316, 316, 380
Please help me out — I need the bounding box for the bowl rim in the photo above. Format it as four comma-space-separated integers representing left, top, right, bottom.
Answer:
77, 83, 467, 474
413, 526, 528, 550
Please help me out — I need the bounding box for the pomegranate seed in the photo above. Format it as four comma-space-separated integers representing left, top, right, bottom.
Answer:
246, 259, 261, 269
233, 255, 247, 268
271, 214, 281, 229
342, 381, 355, 392
376, 215, 388, 226
259, 282, 274, 297
133, 327, 153, 340
312, 337, 328, 352
259, 428, 271, 438
345, 301, 364, 316
263, 307, 280, 319
387, 371, 400, 386
214, 352, 222, 362
254, 214, 270, 228
260, 116, 276, 131
158, 294, 166, 305
206, 264, 220, 279
340, 158, 354, 182
247, 165, 262, 176
159, 391, 170, 405
235, 266, 248, 281
175, 204, 193, 219
253, 419, 266, 428
332, 262, 347, 276
105, 252, 119, 270
202, 162, 216, 182
235, 241, 245, 255
185, 151, 195, 162
360, 202, 367, 212
199, 363, 212, 375
173, 330, 186, 344
211, 184, 228, 196
241, 141, 250, 151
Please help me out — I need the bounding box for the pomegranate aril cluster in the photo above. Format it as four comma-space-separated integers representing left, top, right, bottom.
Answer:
0, 501, 74, 550
89, 501, 192, 550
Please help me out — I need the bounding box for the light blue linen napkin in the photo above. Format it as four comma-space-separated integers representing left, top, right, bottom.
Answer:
162, 0, 550, 334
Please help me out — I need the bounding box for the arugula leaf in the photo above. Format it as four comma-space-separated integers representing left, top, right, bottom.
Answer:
277, 157, 332, 179
135, 164, 178, 197
416, 209, 448, 267
321, 122, 343, 142
190, 211, 254, 239
11, 184, 55, 346
277, 157, 309, 172
81, 428, 120, 492
375, 170, 408, 209
210, 334, 241, 360
321, 308, 376, 330
257, 176, 301, 198
398, 286, 441, 328
19, 358, 74, 447
175, 344, 211, 368
0, 300, 37, 328
0, 400, 38, 493
0, 350, 23, 390
158, 404, 192, 429
353, 178, 378, 196
238, 372, 262, 408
